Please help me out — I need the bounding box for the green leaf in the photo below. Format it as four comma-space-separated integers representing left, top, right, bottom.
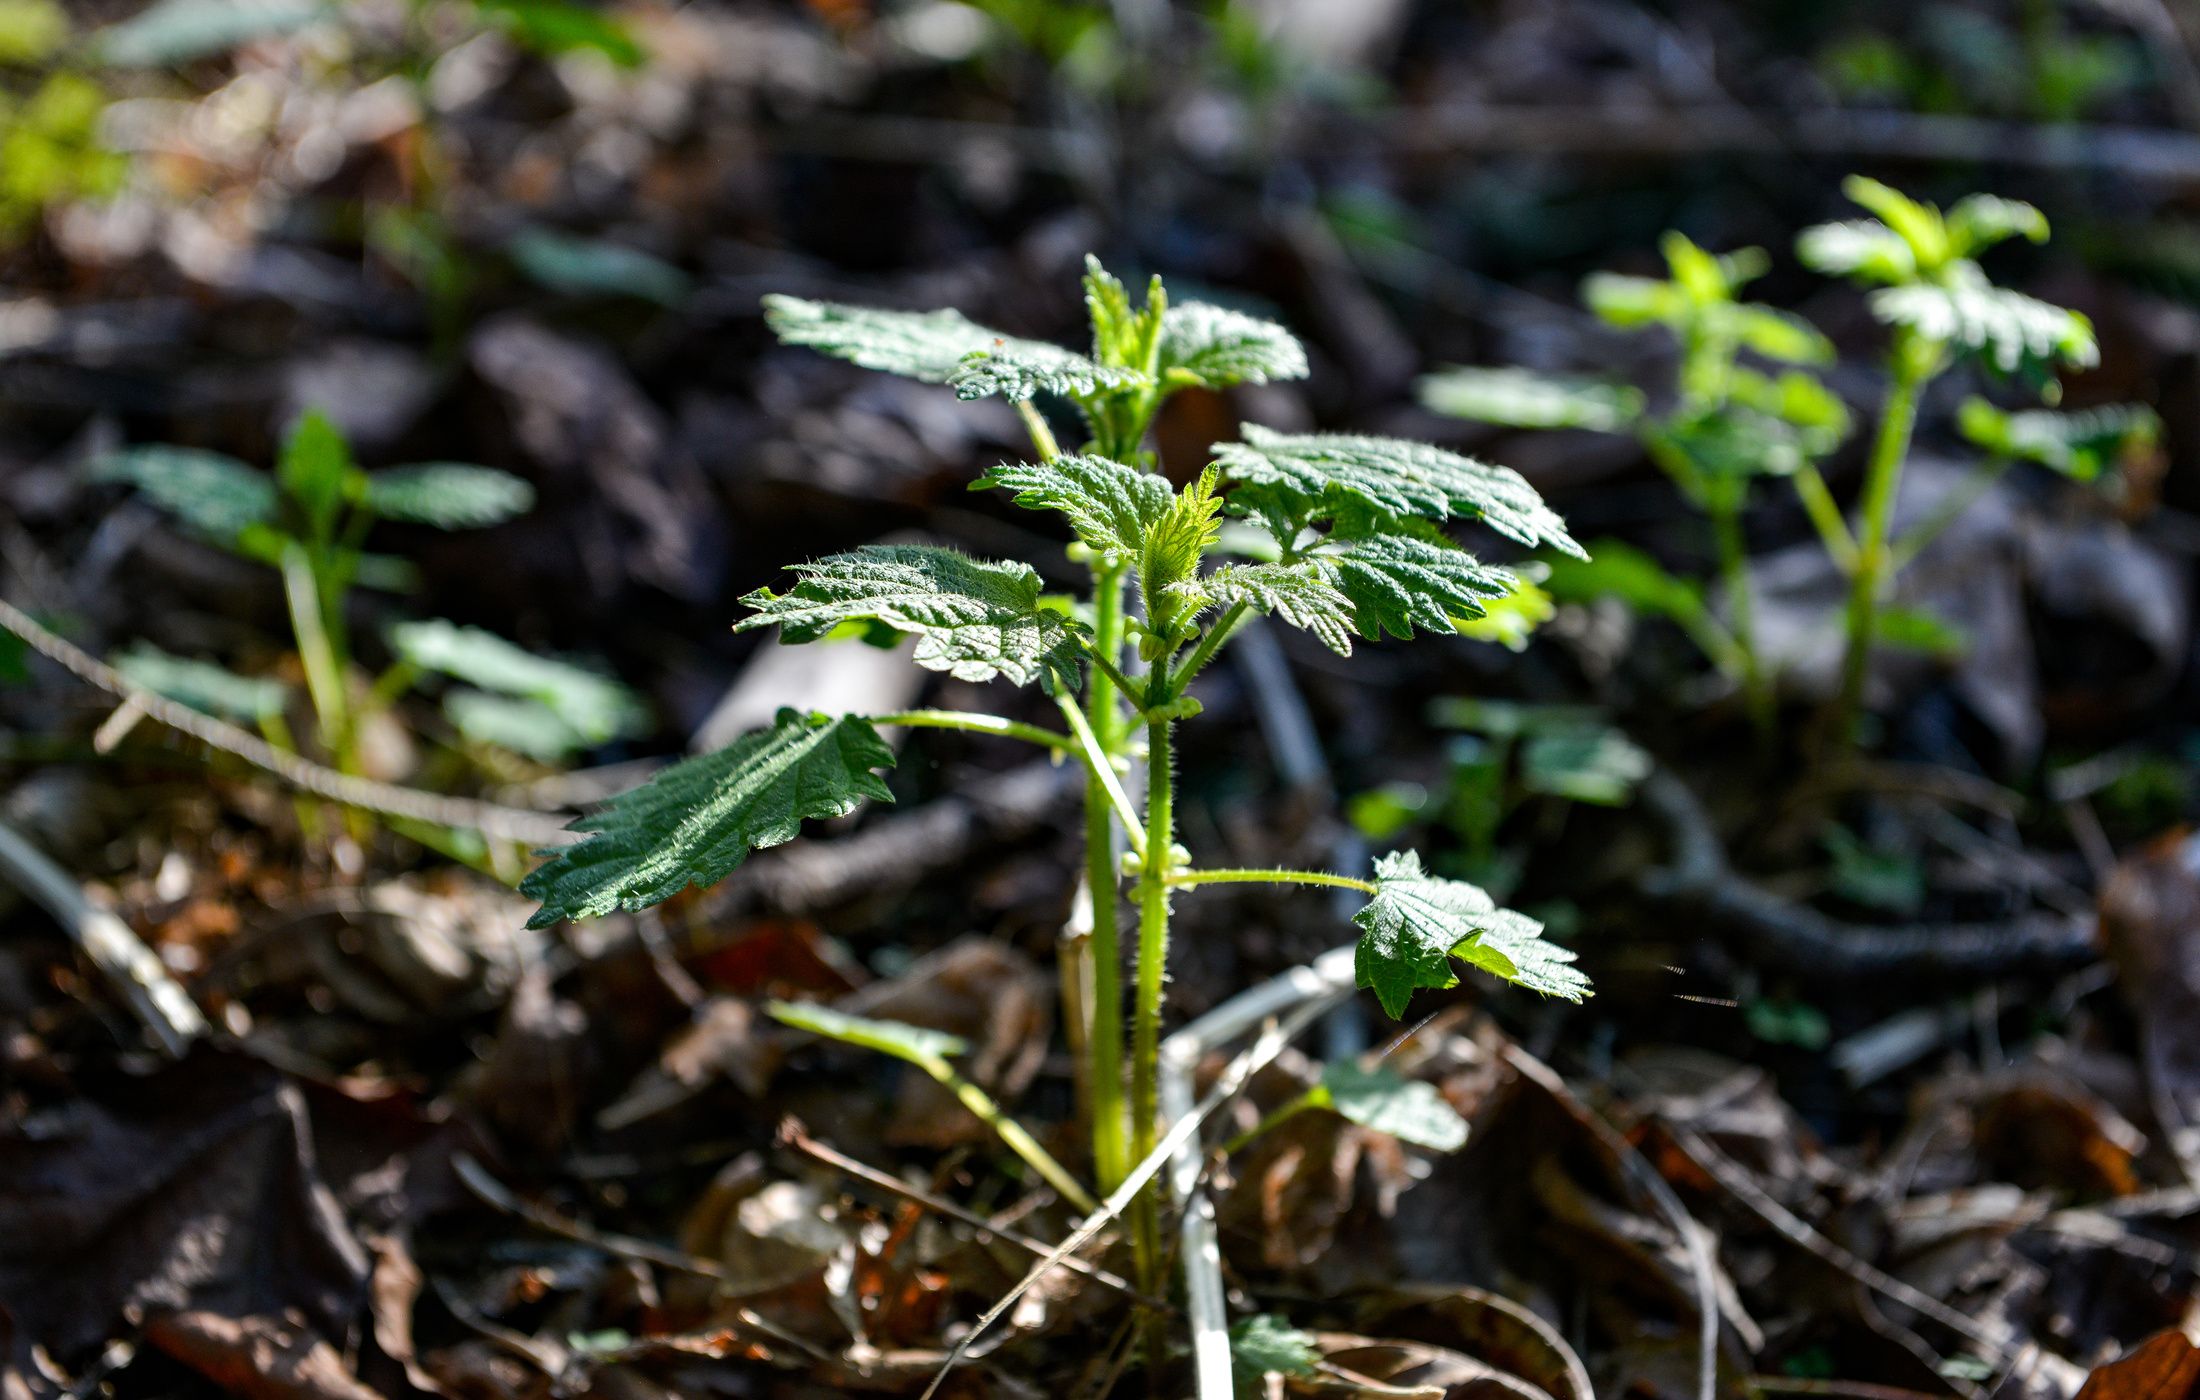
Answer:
1352, 850, 1589, 1017
1945, 193, 2048, 259
1726, 368, 1851, 454
1957, 397, 2157, 482
1417, 366, 1643, 433
1195, 561, 1357, 655
767, 1000, 967, 1064
1723, 302, 1836, 366
1453, 573, 1553, 652
948, 342, 1138, 403
442, 689, 595, 762
112, 643, 286, 721
1870, 274, 2097, 375
1081, 256, 1164, 371
1542, 540, 1706, 625
1157, 301, 1309, 388
92, 445, 277, 539
1312, 1060, 1468, 1151
364, 464, 535, 528
1874, 605, 1967, 657
1843, 174, 1951, 270
974, 453, 1172, 559
1139, 466, 1225, 639
1228, 1315, 1321, 1395
94, 0, 324, 67
521, 709, 896, 926
1797, 220, 1918, 285
1213, 425, 1584, 557
734, 544, 1089, 694
389, 618, 650, 747
1582, 272, 1687, 328
278, 410, 354, 541
1521, 726, 1650, 806
1326, 530, 1513, 640
475, 0, 644, 66
508, 228, 688, 305
763, 295, 1024, 385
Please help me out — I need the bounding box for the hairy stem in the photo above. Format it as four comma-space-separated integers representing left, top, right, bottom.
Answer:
1127, 683, 1177, 1299
1163, 867, 1377, 894
1833, 339, 1935, 751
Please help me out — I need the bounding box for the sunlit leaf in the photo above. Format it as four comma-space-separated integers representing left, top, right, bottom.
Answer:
522, 709, 896, 926
767, 1000, 967, 1064
92, 445, 276, 539
390, 618, 650, 747
94, 0, 323, 67
364, 464, 535, 528
1312, 1060, 1468, 1151
112, 643, 286, 721
975, 453, 1172, 559
1351, 849, 1589, 1018
735, 544, 1089, 694
1157, 301, 1309, 388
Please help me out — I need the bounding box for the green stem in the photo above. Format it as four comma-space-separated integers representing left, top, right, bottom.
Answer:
1833, 339, 1936, 751
1711, 503, 1772, 738
1080, 559, 1133, 1196
1017, 401, 1062, 463
280, 544, 353, 771
1057, 695, 1146, 851
1164, 866, 1377, 894
872, 708, 1075, 754
1172, 598, 1251, 691
924, 1054, 1100, 1214
1126, 678, 1177, 1298
1791, 462, 1860, 575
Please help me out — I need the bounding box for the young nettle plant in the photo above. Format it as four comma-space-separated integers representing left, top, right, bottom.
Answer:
90, 412, 643, 819
519, 260, 1591, 1307
1422, 232, 1850, 731
1795, 176, 2099, 747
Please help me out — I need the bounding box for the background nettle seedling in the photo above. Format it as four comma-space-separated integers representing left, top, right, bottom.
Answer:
519, 260, 1591, 1336
1422, 231, 1850, 733
1794, 176, 2099, 749
95, 412, 641, 861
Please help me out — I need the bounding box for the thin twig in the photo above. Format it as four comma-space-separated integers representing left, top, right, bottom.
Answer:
0, 597, 579, 846
0, 816, 207, 1057
919, 998, 1331, 1400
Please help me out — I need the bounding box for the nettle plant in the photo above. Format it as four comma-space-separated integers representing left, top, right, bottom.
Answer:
1794, 176, 2100, 745
1422, 231, 1850, 732
519, 259, 1591, 1298
96, 413, 646, 821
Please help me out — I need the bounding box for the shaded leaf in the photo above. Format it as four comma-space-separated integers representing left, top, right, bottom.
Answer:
442, 690, 595, 762
974, 453, 1172, 559
1418, 366, 1643, 433
278, 410, 352, 541
508, 228, 688, 305
766, 1000, 966, 1064
1314, 1061, 1469, 1152
389, 618, 649, 746
1957, 397, 2158, 482
1229, 1314, 1321, 1395
521, 709, 896, 926
112, 643, 286, 722
476, 0, 643, 65
1158, 301, 1308, 388
735, 544, 1088, 694
364, 464, 534, 529
1214, 425, 1583, 556
1521, 726, 1649, 806
92, 446, 276, 539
